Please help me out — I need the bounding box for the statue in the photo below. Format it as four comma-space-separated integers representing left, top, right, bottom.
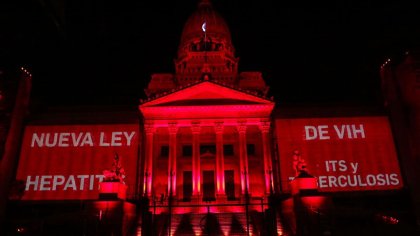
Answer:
292, 149, 309, 177
103, 153, 126, 184
290, 149, 317, 194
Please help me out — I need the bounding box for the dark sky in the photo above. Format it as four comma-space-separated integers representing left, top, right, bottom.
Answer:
2, 0, 420, 108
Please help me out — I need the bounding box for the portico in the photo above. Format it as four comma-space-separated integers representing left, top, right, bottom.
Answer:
139, 81, 275, 202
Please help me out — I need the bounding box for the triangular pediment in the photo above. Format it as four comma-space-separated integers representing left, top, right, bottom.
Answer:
140, 81, 273, 107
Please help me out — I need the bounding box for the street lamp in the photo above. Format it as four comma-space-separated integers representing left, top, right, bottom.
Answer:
242, 170, 250, 236
267, 169, 274, 195
144, 171, 150, 197
168, 169, 175, 236
169, 169, 175, 199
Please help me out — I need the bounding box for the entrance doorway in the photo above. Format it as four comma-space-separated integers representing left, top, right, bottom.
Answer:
202, 170, 215, 201
225, 170, 235, 200
183, 171, 192, 201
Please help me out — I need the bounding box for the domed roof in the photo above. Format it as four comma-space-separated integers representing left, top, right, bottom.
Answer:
179, 0, 232, 50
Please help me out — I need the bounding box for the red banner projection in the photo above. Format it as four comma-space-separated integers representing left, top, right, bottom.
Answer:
15, 124, 139, 200
276, 117, 403, 192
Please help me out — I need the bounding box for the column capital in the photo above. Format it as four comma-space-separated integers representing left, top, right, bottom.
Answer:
259, 121, 271, 133
144, 124, 156, 134
191, 121, 201, 134
214, 121, 224, 134
236, 121, 247, 134
168, 122, 179, 134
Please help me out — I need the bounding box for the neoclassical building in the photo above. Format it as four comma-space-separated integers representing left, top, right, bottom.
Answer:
139, 0, 276, 201
2, 1, 418, 235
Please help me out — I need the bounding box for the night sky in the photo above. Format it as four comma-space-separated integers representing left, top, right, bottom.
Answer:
2, 0, 420, 108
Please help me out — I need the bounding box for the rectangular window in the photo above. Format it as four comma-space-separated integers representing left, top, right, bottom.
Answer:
183, 145, 192, 157
160, 145, 169, 158
223, 144, 234, 156
200, 144, 216, 155
247, 144, 255, 156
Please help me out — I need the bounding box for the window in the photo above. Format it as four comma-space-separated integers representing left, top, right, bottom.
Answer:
160, 145, 169, 158
183, 145, 192, 157
247, 144, 255, 156
200, 144, 216, 155
223, 144, 234, 156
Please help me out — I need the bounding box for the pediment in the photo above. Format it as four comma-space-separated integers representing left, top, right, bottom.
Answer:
140, 81, 272, 107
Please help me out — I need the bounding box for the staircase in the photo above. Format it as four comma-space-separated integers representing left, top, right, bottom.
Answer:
153, 212, 259, 236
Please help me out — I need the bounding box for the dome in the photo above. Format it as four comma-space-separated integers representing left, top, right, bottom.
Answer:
178, 0, 233, 55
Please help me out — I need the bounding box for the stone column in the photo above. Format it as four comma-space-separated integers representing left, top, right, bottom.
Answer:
144, 124, 155, 197
168, 122, 178, 196
237, 121, 249, 195
260, 120, 274, 194
191, 122, 201, 196
215, 122, 226, 197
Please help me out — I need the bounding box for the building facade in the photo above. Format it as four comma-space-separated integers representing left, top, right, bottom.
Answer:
380, 51, 420, 227
2, 1, 419, 235
138, 1, 276, 234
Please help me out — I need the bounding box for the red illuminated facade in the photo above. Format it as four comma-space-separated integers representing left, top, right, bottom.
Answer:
140, 81, 275, 200
138, 2, 276, 234
1, 0, 419, 235
0, 67, 32, 232
381, 51, 420, 228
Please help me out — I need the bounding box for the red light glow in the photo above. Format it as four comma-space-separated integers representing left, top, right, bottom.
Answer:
15, 124, 139, 200
140, 81, 274, 120
276, 117, 403, 192
376, 214, 399, 225
300, 196, 327, 209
